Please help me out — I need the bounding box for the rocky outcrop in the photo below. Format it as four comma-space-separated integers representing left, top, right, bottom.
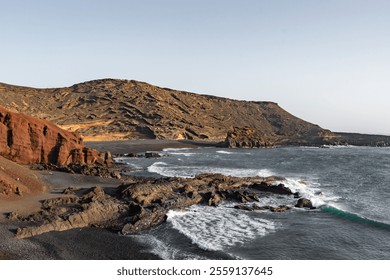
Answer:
224, 127, 275, 148
0, 79, 340, 144
334, 132, 390, 147
14, 173, 307, 239
234, 204, 291, 212
223, 126, 345, 148
295, 198, 315, 209
0, 106, 111, 166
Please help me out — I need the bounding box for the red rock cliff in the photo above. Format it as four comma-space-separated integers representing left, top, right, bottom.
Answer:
0, 106, 109, 166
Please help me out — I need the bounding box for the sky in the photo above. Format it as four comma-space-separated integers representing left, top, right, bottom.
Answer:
1, 0, 390, 135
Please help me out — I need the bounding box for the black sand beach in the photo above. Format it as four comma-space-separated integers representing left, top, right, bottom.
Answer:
0, 140, 218, 260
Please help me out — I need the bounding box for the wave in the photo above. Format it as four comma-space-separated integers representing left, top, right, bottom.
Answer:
168, 152, 197, 157
216, 150, 251, 155
162, 148, 193, 152
147, 163, 340, 208
130, 234, 206, 260
166, 205, 277, 252
321, 206, 390, 230
113, 157, 131, 165
147, 162, 274, 178
278, 178, 340, 208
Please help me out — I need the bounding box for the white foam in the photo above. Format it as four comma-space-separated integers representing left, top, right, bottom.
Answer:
216, 150, 234, 154
169, 152, 197, 157
113, 157, 131, 165
131, 234, 206, 260
216, 150, 251, 155
162, 148, 192, 152
279, 178, 340, 208
167, 205, 277, 252
147, 162, 274, 178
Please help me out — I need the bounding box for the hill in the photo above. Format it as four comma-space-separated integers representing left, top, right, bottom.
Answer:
0, 79, 341, 145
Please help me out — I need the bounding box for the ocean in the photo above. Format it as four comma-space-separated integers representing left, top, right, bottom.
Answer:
118, 146, 390, 260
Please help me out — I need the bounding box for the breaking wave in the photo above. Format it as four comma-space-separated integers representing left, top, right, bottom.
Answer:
166, 204, 277, 252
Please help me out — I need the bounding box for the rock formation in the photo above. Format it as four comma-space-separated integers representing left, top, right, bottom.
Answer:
0, 79, 342, 145
14, 173, 309, 239
0, 106, 111, 166
224, 127, 275, 148
295, 198, 315, 209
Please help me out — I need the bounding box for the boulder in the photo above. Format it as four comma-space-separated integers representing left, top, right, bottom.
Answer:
295, 198, 315, 209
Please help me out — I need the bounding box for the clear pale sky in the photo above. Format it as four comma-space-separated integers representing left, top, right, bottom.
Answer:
1, 0, 389, 135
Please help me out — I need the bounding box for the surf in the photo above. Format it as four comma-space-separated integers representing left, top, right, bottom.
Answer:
320, 205, 390, 230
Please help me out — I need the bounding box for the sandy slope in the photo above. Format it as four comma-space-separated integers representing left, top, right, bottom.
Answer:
0, 156, 47, 204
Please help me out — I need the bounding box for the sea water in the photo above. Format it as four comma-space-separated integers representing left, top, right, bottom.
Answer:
118, 146, 390, 259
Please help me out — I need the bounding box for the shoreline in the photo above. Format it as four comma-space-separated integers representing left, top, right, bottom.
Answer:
0, 170, 162, 260
0, 140, 218, 259
84, 139, 221, 154
1, 140, 220, 259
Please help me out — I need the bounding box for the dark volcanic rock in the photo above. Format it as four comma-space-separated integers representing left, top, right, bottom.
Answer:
251, 182, 294, 195
234, 203, 291, 212
15, 174, 295, 238
295, 198, 315, 209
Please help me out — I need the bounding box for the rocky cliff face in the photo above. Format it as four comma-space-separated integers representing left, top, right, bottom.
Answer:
0, 79, 340, 145
0, 106, 111, 166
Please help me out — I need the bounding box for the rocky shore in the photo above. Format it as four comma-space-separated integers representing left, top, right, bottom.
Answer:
11, 173, 314, 239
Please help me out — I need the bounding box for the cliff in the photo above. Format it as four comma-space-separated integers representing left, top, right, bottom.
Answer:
0, 79, 340, 145
0, 106, 110, 166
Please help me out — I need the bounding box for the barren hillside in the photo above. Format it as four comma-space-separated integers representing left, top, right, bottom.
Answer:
0, 79, 338, 144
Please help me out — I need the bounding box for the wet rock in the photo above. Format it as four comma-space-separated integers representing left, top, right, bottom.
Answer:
295, 198, 315, 209
270, 205, 291, 212
251, 182, 293, 195
208, 191, 224, 206
15, 174, 296, 239
144, 152, 161, 158
234, 204, 290, 213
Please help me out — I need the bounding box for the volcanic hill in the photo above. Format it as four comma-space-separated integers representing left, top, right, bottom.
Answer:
0, 79, 343, 145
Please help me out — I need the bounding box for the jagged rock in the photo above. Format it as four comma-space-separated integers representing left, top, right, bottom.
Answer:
208, 191, 224, 206
234, 204, 291, 212
251, 182, 294, 195
270, 205, 291, 212
62, 186, 79, 195
295, 198, 315, 209
121, 207, 167, 235
224, 127, 275, 148
0, 106, 111, 166
144, 152, 161, 158
15, 174, 296, 239
16, 187, 128, 239
6, 212, 21, 221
